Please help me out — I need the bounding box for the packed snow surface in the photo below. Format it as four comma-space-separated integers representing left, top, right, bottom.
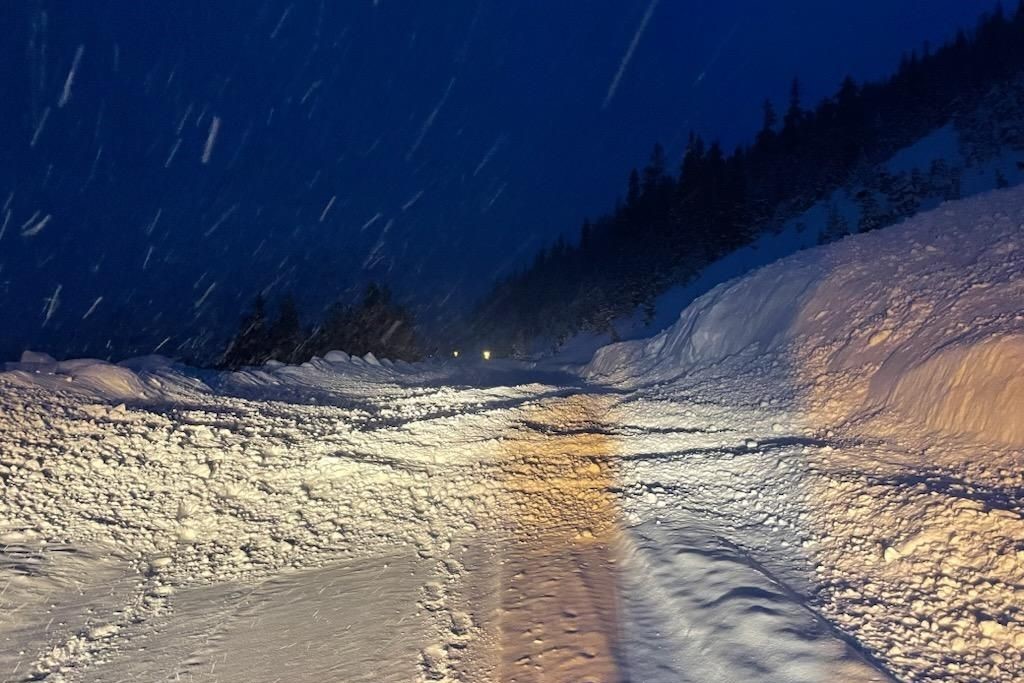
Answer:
3, 188, 1024, 682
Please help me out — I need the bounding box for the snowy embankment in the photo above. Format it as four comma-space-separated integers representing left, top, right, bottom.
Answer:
564, 122, 1024, 360
0, 353, 492, 681
588, 185, 1024, 447
586, 186, 1024, 680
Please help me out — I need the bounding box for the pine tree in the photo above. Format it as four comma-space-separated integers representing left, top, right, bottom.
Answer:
856, 190, 885, 233
757, 99, 778, 146
642, 143, 668, 194
820, 203, 850, 244
267, 295, 303, 362
580, 219, 593, 250
784, 78, 803, 133
888, 171, 922, 218
221, 294, 269, 369
996, 168, 1010, 189
945, 168, 963, 201
626, 169, 641, 208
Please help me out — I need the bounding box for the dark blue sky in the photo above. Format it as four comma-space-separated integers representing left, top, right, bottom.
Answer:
0, 1, 993, 360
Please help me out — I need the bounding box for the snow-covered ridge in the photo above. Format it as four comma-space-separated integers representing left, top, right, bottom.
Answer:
1, 348, 416, 402
587, 185, 1024, 447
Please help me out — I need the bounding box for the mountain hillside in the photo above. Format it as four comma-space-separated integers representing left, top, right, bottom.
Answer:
473, 5, 1024, 355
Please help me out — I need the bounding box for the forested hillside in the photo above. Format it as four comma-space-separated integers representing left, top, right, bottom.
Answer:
220, 283, 420, 368
472, 4, 1024, 354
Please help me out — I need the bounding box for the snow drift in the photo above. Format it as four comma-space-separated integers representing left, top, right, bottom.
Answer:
876, 334, 1024, 446
587, 185, 1024, 447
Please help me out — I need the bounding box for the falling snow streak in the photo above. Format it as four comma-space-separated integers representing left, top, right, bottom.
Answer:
361, 212, 382, 231
58, 45, 84, 108
83, 147, 103, 189
144, 209, 162, 236
380, 319, 403, 344
473, 134, 507, 176
407, 78, 456, 160
21, 214, 51, 238
319, 195, 336, 222
483, 183, 506, 212
0, 210, 10, 241
82, 296, 103, 320
27, 6, 49, 125
165, 138, 182, 167
363, 239, 386, 269
194, 282, 217, 310
176, 104, 193, 136
270, 5, 293, 39
30, 107, 50, 147
203, 204, 238, 237
202, 116, 221, 164
401, 190, 424, 212
693, 23, 740, 86
42, 285, 61, 326
300, 80, 323, 106
602, 0, 661, 109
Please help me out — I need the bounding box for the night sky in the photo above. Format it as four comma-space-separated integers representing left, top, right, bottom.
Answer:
0, 1, 993, 360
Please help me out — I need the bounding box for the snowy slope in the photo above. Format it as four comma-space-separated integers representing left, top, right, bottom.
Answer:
562, 120, 1024, 359
581, 186, 1024, 681
588, 185, 1024, 447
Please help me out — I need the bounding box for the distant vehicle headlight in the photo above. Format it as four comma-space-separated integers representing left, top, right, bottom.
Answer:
482, 350, 492, 361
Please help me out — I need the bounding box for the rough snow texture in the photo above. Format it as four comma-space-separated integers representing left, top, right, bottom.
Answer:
585, 187, 1024, 681
3, 189, 1024, 682
0, 353, 888, 682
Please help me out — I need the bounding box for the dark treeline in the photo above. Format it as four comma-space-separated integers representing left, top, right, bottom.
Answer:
220, 283, 420, 369
472, 4, 1024, 354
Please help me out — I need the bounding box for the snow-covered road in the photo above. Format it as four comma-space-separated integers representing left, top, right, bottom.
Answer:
1, 357, 893, 682
5, 188, 1024, 682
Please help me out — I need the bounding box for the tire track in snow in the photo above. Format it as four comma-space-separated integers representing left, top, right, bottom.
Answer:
492, 394, 626, 682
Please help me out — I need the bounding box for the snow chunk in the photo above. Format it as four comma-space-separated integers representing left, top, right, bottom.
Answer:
19, 350, 56, 364
3, 357, 149, 399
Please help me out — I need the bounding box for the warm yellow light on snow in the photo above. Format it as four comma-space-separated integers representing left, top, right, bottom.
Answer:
482, 350, 492, 361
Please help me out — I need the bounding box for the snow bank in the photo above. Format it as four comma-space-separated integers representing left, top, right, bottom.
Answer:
3, 352, 150, 399
877, 334, 1024, 446
588, 186, 1024, 446
0, 347, 414, 405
